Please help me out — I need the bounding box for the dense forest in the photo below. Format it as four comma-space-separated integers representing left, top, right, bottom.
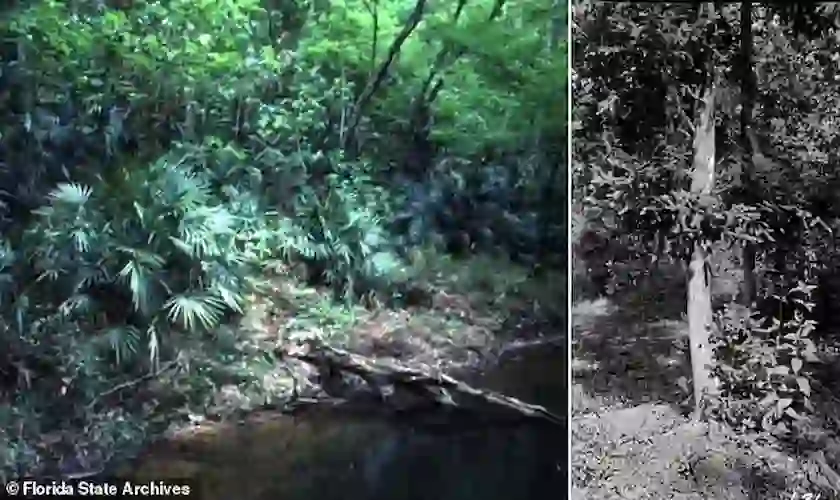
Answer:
573, 2, 840, 499
0, 0, 567, 489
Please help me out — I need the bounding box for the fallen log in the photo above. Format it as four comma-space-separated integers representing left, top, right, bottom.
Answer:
275, 339, 564, 431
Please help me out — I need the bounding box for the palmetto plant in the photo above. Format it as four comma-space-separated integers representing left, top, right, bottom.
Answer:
293, 160, 405, 301
21, 151, 266, 368
0, 0, 566, 481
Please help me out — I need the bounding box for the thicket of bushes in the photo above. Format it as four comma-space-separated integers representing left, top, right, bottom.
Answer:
0, 0, 566, 478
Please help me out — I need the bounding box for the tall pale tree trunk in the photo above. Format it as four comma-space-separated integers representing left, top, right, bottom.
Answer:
688, 4, 719, 415
689, 84, 718, 415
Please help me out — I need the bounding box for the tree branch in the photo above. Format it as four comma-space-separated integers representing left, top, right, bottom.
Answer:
343, 0, 428, 152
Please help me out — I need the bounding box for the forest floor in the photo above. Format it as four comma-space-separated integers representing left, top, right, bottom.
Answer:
225, 250, 568, 411
570, 264, 840, 500
154, 250, 565, 422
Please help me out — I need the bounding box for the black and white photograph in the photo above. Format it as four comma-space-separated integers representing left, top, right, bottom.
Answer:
572, 2, 840, 498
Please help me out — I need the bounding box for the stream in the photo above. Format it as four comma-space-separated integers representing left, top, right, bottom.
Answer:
124, 338, 567, 499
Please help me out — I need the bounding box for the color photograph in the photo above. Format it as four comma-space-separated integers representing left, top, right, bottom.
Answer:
0, 0, 568, 498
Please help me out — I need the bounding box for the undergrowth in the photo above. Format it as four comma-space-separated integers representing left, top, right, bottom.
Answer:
0, 0, 566, 481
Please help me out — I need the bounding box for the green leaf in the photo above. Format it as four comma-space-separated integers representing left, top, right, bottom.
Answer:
165, 294, 226, 331
48, 183, 93, 206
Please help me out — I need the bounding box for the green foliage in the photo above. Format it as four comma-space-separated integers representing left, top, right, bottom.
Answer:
0, 0, 566, 480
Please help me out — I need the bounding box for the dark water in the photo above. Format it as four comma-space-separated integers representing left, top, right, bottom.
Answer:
127, 342, 567, 500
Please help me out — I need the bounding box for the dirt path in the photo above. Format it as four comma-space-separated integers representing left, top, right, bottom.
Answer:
570, 297, 837, 500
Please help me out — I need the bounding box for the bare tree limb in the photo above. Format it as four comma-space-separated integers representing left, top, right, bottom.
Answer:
277, 340, 564, 429
343, 0, 428, 152
417, 0, 506, 108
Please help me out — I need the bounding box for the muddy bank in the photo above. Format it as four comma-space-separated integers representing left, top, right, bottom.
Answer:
116, 312, 567, 500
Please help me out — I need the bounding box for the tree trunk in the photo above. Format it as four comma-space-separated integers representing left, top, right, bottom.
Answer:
688, 20, 718, 414
689, 85, 718, 415
739, 0, 757, 306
